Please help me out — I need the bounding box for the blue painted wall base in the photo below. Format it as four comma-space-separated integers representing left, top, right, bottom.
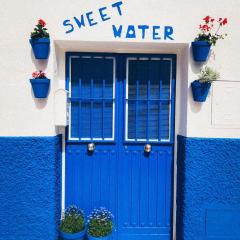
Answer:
0, 136, 62, 240
177, 135, 240, 240
1, 134, 240, 240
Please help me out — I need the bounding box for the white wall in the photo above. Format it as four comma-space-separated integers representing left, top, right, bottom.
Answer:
0, 0, 240, 137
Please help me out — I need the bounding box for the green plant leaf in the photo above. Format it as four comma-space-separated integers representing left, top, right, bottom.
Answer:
60, 206, 85, 233
198, 66, 220, 83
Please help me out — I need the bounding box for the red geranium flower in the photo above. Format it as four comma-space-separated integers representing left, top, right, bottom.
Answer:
222, 18, 228, 25
201, 24, 211, 31
38, 19, 46, 27
38, 70, 46, 78
203, 15, 211, 23
32, 71, 38, 78
32, 70, 46, 79
196, 16, 228, 46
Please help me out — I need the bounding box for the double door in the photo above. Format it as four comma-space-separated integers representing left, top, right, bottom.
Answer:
65, 53, 176, 240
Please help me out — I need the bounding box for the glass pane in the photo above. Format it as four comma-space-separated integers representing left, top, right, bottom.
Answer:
92, 102, 103, 138
80, 102, 91, 138
137, 101, 147, 139
138, 62, 148, 100
70, 58, 81, 98
70, 57, 114, 140
161, 60, 171, 99
128, 60, 149, 100
150, 61, 161, 100
128, 60, 138, 100
93, 58, 114, 99
149, 100, 159, 140
128, 100, 136, 139
70, 102, 79, 138
81, 59, 92, 99
103, 102, 113, 138
127, 59, 171, 142
93, 76, 103, 99
103, 59, 114, 99
160, 102, 170, 140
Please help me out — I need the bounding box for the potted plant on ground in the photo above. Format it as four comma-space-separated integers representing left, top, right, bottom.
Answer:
59, 206, 86, 240
88, 207, 114, 240
30, 70, 50, 98
30, 19, 50, 59
192, 16, 228, 61
191, 66, 220, 102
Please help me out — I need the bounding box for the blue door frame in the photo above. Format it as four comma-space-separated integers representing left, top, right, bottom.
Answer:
65, 52, 176, 240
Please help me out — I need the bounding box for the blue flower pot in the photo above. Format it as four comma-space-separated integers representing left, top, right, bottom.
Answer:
191, 41, 211, 62
29, 38, 50, 59
59, 227, 86, 240
88, 233, 113, 240
30, 78, 50, 98
191, 80, 211, 102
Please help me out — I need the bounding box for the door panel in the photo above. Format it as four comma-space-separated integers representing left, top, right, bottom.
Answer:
65, 145, 118, 218
118, 146, 173, 239
65, 53, 176, 240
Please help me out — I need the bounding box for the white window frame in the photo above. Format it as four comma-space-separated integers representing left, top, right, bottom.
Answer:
125, 57, 172, 142
68, 55, 116, 141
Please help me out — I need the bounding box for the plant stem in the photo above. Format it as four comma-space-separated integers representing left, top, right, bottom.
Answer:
215, 23, 221, 35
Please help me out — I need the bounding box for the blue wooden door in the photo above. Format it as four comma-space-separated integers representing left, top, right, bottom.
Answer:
65, 53, 176, 240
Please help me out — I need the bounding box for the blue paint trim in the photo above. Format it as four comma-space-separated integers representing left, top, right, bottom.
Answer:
0, 135, 62, 240
177, 135, 240, 240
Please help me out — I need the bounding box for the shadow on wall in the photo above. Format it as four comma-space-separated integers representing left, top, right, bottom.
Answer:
189, 46, 214, 74
177, 45, 189, 136
30, 49, 50, 71
32, 95, 48, 109
188, 84, 203, 113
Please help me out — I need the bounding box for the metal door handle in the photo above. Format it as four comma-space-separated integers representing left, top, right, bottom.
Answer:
144, 144, 151, 153
88, 143, 95, 152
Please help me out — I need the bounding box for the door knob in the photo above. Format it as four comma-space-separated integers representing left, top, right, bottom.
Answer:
144, 144, 151, 153
88, 143, 95, 152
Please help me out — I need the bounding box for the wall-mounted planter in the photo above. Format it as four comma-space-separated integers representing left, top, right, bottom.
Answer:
191, 80, 211, 102
191, 41, 211, 62
59, 228, 86, 240
29, 38, 50, 59
30, 78, 50, 98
